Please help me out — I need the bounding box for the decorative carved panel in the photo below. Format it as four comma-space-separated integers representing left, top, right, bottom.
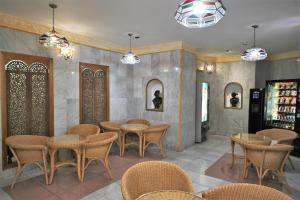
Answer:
80, 63, 109, 125
82, 68, 94, 124
1, 51, 53, 169
30, 63, 49, 135
5, 60, 29, 135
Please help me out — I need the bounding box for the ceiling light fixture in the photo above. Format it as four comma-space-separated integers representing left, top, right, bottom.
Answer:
121, 33, 140, 65
241, 25, 267, 62
175, 0, 226, 28
39, 4, 69, 48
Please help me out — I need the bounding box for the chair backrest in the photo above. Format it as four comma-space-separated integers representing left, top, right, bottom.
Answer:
121, 161, 194, 200
84, 132, 118, 159
243, 143, 293, 171
68, 124, 100, 137
143, 124, 170, 139
5, 135, 48, 164
127, 118, 150, 126
202, 183, 293, 200
100, 121, 121, 132
256, 129, 297, 144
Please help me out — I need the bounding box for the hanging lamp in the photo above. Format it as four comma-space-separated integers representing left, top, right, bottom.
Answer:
120, 33, 140, 65
241, 25, 267, 61
175, 0, 226, 28
39, 4, 69, 48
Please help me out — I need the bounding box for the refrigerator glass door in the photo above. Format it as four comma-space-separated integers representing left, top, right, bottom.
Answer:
266, 81, 297, 130
202, 82, 209, 122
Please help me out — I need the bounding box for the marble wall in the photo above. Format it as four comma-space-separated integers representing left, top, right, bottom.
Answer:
0, 27, 133, 175
255, 59, 300, 88
181, 51, 197, 148
130, 50, 181, 150
197, 61, 256, 136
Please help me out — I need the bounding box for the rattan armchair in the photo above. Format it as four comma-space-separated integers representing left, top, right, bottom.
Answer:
243, 143, 293, 185
68, 124, 100, 137
256, 128, 297, 169
5, 135, 49, 189
202, 183, 293, 200
100, 121, 122, 156
81, 132, 118, 181
127, 118, 150, 126
121, 161, 194, 200
142, 124, 170, 157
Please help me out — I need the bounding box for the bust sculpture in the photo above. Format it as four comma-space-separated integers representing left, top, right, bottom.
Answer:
152, 90, 163, 109
230, 92, 239, 107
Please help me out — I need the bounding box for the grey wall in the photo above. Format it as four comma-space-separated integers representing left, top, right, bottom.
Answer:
197, 61, 256, 136
256, 59, 300, 88
0, 28, 189, 181
131, 51, 181, 150
181, 51, 197, 148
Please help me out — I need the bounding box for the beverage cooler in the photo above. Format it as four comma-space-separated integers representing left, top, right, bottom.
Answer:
265, 80, 299, 131
265, 79, 300, 157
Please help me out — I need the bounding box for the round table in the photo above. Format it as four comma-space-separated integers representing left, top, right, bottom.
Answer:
120, 124, 149, 157
136, 190, 203, 200
230, 133, 272, 167
47, 134, 88, 184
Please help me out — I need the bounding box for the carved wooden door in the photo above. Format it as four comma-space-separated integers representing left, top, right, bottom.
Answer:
0, 52, 54, 169
79, 63, 109, 125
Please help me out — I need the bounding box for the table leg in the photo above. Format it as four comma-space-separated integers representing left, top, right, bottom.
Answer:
49, 149, 57, 184
231, 140, 235, 168
139, 133, 143, 157
121, 132, 125, 157
74, 149, 81, 181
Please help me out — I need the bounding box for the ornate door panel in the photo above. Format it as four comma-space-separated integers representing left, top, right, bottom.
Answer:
0, 52, 54, 169
79, 63, 109, 125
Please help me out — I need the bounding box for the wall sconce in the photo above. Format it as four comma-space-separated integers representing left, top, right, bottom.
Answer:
206, 63, 215, 73
198, 61, 216, 73
198, 62, 206, 71
57, 46, 75, 60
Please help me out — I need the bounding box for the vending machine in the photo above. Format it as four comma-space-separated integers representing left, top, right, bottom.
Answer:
248, 88, 265, 133
265, 79, 300, 157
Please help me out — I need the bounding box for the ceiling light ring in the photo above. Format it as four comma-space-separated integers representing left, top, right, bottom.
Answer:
39, 3, 69, 48
241, 24, 267, 62
120, 33, 140, 65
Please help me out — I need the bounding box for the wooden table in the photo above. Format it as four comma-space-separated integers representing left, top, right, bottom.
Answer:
136, 190, 203, 200
47, 134, 88, 184
120, 124, 149, 157
230, 133, 272, 167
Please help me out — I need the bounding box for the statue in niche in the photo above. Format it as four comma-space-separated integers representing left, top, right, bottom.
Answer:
230, 92, 240, 107
152, 90, 163, 109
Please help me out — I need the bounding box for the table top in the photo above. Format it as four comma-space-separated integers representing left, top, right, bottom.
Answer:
47, 134, 88, 149
120, 124, 149, 132
231, 133, 272, 145
136, 190, 203, 200
100, 121, 121, 130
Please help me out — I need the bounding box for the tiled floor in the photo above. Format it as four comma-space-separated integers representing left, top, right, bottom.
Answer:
1, 135, 300, 200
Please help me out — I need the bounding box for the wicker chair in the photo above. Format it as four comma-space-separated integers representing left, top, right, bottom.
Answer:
121, 161, 194, 200
256, 128, 297, 169
81, 132, 118, 181
68, 124, 100, 137
127, 118, 150, 126
142, 124, 170, 157
5, 135, 49, 189
243, 143, 293, 185
100, 121, 122, 156
202, 183, 293, 200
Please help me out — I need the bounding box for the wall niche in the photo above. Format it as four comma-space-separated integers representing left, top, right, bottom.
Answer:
224, 82, 243, 109
146, 79, 164, 112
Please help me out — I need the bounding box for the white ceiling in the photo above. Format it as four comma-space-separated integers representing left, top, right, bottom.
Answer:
0, 0, 299, 55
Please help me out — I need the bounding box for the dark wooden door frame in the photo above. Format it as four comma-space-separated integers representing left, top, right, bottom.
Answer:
0, 51, 54, 170
79, 62, 110, 124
